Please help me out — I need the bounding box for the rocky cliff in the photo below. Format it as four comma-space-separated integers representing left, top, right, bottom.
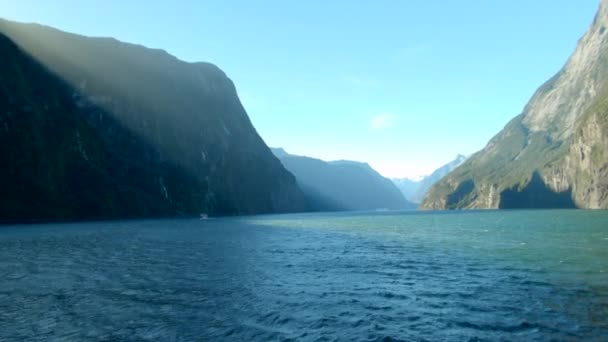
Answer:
0, 20, 307, 220
421, 0, 608, 210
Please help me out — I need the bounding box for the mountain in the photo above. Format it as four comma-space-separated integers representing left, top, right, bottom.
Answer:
393, 155, 466, 203
392, 178, 423, 203
421, 1, 608, 210
271, 149, 416, 211
0, 19, 307, 220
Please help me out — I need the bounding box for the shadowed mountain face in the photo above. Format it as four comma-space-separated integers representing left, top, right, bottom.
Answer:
271, 149, 416, 211
422, 1, 608, 210
0, 20, 307, 220
499, 172, 575, 209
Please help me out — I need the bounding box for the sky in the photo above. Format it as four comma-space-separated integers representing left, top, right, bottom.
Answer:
1, 0, 601, 178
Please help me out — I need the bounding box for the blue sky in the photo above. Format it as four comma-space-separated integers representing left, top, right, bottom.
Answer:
2, 0, 600, 178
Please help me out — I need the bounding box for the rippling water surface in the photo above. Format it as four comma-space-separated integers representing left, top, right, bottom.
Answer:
1, 210, 607, 341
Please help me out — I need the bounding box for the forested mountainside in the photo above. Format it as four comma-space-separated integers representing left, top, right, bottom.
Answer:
0, 20, 307, 220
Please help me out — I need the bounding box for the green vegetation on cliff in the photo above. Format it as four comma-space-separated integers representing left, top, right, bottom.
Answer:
0, 20, 307, 221
422, 1, 608, 210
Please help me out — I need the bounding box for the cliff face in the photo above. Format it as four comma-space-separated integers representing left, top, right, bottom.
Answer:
546, 91, 608, 208
0, 20, 307, 220
272, 149, 416, 211
421, 0, 608, 210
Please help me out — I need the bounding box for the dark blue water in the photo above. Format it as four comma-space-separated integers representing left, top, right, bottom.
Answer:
0, 210, 607, 341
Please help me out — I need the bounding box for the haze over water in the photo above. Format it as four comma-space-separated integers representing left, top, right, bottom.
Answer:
1, 210, 607, 340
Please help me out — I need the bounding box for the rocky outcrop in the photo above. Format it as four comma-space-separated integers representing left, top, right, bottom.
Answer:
547, 99, 608, 208
0, 20, 307, 221
421, 0, 608, 210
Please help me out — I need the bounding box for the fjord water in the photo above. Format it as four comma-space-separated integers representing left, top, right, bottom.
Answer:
1, 211, 607, 341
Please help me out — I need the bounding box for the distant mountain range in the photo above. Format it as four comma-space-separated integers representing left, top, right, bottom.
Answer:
0, 19, 307, 220
392, 154, 467, 204
422, 1, 608, 210
392, 155, 467, 204
272, 149, 417, 211
4, 0, 608, 219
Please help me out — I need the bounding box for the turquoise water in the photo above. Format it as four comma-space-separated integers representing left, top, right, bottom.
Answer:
0, 210, 607, 340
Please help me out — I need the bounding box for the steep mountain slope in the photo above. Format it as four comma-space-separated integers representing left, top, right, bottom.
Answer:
272, 149, 416, 211
393, 155, 466, 203
0, 20, 307, 220
422, 1, 608, 210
